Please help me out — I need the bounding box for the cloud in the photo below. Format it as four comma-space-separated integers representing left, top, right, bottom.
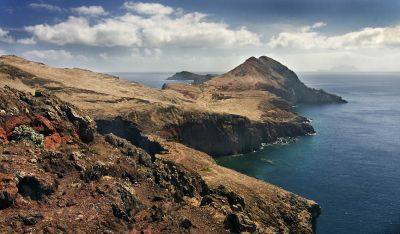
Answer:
269, 23, 400, 50
25, 2, 260, 48
22, 49, 73, 60
29, 3, 63, 12
311, 22, 327, 29
300, 21, 327, 32
16, 38, 36, 45
71, 6, 107, 16
0, 28, 14, 43
123, 2, 173, 15
25, 16, 142, 47
131, 48, 162, 57
0, 28, 37, 45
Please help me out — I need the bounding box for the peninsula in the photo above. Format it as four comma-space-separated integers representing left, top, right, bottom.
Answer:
0, 55, 345, 233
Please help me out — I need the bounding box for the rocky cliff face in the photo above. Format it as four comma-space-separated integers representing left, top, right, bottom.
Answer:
0, 55, 340, 157
0, 86, 320, 233
0, 55, 324, 233
158, 110, 313, 156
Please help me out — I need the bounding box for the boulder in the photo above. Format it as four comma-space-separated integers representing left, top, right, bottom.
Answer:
224, 213, 257, 233
62, 105, 95, 143
179, 217, 194, 229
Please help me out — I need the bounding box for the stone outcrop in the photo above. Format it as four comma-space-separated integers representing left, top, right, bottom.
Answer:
0, 86, 95, 150
159, 110, 313, 156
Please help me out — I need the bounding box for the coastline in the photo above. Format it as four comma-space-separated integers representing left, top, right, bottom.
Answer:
0, 54, 342, 233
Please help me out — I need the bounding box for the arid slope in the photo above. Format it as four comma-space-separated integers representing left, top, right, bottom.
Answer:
0, 85, 319, 233
0, 55, 320, 156
0, 55, 331, 233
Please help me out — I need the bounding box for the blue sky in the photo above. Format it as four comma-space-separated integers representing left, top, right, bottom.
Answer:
1, 0, 400, 72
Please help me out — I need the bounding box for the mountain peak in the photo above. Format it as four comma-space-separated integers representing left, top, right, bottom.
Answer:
207, 55, 347, 104
229, 55, 289, 77
244, 56, 258, 63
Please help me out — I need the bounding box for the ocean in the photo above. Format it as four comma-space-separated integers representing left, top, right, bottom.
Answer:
115, 72, 400, 234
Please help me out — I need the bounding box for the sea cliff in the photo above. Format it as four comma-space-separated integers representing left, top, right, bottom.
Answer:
0, 54, 344, 233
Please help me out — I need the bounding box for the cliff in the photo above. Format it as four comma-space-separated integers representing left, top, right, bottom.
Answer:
0, 87, 320, 233
166, 71, 216, 84
0, 55, 319, 156
0, 55, 326, 233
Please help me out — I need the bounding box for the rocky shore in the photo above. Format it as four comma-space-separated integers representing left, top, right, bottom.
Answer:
0, 54, 344, 233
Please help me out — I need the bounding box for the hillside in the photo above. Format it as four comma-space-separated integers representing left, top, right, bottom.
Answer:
205, 56, 347, 104
0, 55, 330, 233
0, 55, 320, 156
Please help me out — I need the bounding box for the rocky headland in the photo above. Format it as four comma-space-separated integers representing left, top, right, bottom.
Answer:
0, 54, 345, 233
166, 71, 216, 84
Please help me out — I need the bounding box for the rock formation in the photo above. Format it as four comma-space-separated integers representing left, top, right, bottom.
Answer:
204, 56, 346, 104
161, 56, 346, 155
166, 71, 216, 84
0, 54, 337, 233
0, 86, 320, 233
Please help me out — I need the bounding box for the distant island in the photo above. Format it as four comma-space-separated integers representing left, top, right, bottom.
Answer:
166, 71, 217, 84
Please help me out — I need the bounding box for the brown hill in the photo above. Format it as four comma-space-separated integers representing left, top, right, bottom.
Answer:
0, 55, 318, 156
0, 55, 327, 233
205, 56, 346, 104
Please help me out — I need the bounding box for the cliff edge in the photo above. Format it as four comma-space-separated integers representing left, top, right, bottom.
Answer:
0, 55, 326, 233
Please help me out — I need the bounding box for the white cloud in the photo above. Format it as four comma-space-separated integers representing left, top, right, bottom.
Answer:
25, 16, 142, 47
25, 2, 260, 48
269, 23, 400, 50
0, 49, 6, 55
71, 6, 107, 16
123, 2, 173, 15
29, 3, 63, 12
0, 28, 14, 43
22, 49, 73, 60
16, 38, 36, 45
311, 22, 327, 29
0, 28, 37, 45
300, 21, 327, 32
131, 47, 162, 57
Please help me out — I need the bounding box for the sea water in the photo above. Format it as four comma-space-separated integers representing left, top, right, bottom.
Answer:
116, 72, 400, 234
218, 73, 400, 234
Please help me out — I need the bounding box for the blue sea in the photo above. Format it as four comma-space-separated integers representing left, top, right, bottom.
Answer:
115, 72, 400, 234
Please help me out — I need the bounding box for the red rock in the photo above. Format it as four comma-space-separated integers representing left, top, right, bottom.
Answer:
0, 128, 7, 143
0, 173, 18, 210
52, 119, 68, 132
159, 127, 179, 139
44, 133, 62, 150
12, 197, 33, 209
32, 114, 55, 135
4, 115, 31, 135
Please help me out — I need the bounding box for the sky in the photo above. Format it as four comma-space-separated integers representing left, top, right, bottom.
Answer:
1, 0, 400, 72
